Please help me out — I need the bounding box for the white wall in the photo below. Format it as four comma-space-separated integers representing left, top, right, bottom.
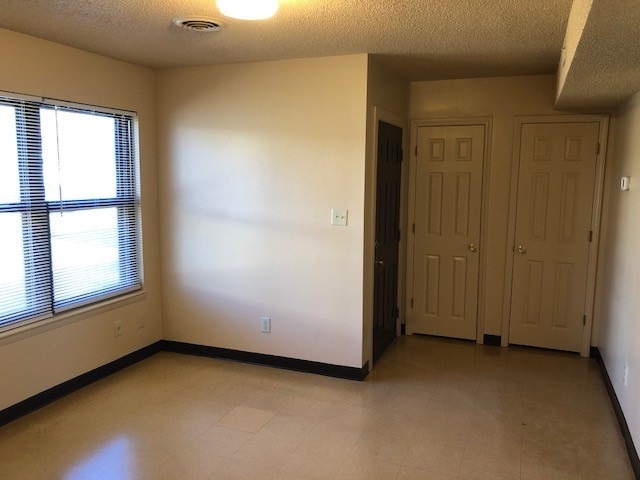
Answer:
409, 75, 570, 337
363, 58, 408, 366
0, 29, 162, 411
596, 91, 640, 448
157, 55, 369, 368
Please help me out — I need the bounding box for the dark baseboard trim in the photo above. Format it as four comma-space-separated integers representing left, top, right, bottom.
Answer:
1, 339, 368, 427
483, 334, 501, 346
592, 346, 640, 479
161, 340, 369, 381
0, 340, 162, 428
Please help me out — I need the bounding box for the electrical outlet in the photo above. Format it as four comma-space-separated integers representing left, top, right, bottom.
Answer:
114, 320, 123, 337
136, 313, 145, 329
624, 364, 629, 387
331, 208, 348, 226
261, 316, 271, 333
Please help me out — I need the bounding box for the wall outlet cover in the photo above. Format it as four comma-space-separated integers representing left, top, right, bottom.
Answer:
331, 208, 348, 226
114, 320, 123, 337
624, 364, 629, 386
261, 316, 271, 333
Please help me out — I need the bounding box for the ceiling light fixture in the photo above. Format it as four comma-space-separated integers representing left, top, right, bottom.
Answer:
216, 0, 279, 20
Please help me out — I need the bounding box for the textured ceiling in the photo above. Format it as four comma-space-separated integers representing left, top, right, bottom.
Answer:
0, 0, 573, 80
556, 0, 640, 108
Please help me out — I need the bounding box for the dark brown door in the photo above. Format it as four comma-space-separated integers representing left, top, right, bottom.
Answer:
373, 121, 403, 363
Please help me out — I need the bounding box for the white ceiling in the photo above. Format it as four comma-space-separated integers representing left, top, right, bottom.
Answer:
0, 0, 574, 80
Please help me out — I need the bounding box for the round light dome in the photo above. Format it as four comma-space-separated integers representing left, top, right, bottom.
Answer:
217, 0, 279, 20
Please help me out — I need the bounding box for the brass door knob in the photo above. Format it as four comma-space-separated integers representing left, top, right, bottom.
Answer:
468, 243, 477, 253
516, 245, 527, 255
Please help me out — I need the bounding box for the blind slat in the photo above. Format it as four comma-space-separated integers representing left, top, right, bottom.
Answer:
0, 94, 141, 333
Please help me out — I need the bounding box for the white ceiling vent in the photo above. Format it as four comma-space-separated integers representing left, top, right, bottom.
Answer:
172, 16, 224, 32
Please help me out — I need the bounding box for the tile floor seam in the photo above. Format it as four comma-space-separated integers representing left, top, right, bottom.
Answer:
400, 400, 423, 470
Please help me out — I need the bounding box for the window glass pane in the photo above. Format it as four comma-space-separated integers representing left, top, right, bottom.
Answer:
0, 93, 140, 329
0, 213, 26, 319
51, 208, 121, 305
0, 105, 20, 203
41, 109, 117, 201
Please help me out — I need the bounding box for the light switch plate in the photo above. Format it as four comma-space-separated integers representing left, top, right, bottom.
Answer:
621, 176, 631, 191
331, 208, 348, 226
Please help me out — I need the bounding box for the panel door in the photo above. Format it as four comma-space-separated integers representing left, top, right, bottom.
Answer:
509, 122, 600, 352
411, 125, 484, 339
373, 121, 403, 362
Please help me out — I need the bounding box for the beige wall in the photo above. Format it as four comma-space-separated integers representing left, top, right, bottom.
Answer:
363, 58, 408, 366
156, 55, 369, 368
409, 75, 569, 337
596, 91, 640, 447
0, 29, 162, 411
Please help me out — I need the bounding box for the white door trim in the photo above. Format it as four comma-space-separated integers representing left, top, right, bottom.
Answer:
501, 114, 609, 357
406, 117, 493, 344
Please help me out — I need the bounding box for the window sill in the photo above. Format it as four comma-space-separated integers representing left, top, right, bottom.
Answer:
0, 290, 149, 347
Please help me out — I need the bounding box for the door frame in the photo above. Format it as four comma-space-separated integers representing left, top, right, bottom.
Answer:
364, 106, 408, 369
406, 117, 493, 344
501, 114, 610, 357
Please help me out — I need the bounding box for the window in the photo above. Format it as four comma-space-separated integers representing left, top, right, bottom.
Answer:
0, 93, 141, 332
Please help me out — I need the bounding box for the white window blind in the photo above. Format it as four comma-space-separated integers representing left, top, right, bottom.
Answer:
0, 94, 141, 332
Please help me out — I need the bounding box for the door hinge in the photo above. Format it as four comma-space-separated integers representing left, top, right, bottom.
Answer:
596, 142, 601, 155
589, 230, 593, 242
414, 145, 418, 157
583, 315, 587, 326
410, 298, 414, 308
397, 229, 401, 241
412, 223, 415, 233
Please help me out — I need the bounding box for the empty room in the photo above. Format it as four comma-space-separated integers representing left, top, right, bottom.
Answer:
1, 0, 639, 479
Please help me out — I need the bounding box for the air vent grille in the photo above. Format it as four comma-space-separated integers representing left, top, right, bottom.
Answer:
172, 17, 224, 32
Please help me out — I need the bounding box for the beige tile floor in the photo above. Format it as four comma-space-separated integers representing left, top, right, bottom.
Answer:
0, 335, 635, 480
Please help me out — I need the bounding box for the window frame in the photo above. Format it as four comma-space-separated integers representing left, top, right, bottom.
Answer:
0, 92, 142, 332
